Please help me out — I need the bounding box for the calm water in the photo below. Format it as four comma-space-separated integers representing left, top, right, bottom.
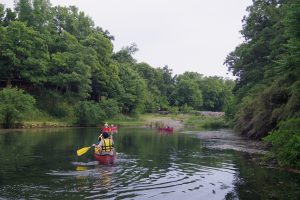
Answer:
0, 127, 299, 200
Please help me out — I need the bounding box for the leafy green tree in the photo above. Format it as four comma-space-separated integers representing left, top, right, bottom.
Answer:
0, 87, 36, 128
15, 0, 33, 25
81, 31, 119, 100
118, 64, 147, 114
48, 32, 91, 98
0, 4, 4, 23
175, 78, 203, 110
134, 62, 165, 112
112, 43, 138, 64
157, 65, 176, 106
199, 77, 233, 111
225, 0, 287, 97
0, 21, 49, 85
264, 118, 300, 169
3, 8, 17, 27
31, 0, 52, 31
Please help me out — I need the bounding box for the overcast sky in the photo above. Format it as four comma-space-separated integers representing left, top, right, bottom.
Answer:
1, 0, 252, 78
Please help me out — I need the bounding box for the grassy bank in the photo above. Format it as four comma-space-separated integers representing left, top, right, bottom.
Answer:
184, 114, 228, 129
111, 113, 228, 130
2, 112, 228, 130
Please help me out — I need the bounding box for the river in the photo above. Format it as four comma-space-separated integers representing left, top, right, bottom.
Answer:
0, 127, 299, 199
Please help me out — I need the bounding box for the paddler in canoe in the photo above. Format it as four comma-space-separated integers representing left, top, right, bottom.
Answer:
93, 132, 116, 164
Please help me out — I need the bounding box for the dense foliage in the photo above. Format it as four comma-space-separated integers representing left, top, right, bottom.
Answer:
225, 0, 300, 168
0, 87, 35, 128
0, 0, 233, 127
264, 118, 300, 168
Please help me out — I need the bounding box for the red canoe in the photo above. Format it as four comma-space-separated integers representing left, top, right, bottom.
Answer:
158, 127, 174, 132
94, 152, 116, 164
102, 127, 118, 133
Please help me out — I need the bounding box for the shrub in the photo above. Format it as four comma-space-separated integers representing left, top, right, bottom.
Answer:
263, 118, 300, 169
202, 118, 227, 129
0, 87, 36, 128
99, 98, 120, 118
74, 101, 106, 126
181, 103, 192, 113
35, 90, 75, 118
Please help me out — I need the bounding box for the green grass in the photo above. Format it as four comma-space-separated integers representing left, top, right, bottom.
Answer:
19, 111, 228, 130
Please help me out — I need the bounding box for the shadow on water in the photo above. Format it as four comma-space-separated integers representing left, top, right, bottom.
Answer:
0, 127, 299, 199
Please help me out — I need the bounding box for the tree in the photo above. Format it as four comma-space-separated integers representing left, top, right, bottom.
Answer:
112, 43, 138, 64
0, 4, 4, 24
199, 77, 233, 111
81, 31, 119, 100
47, 32, 91, 98
174, 78, 203, 110
0, 21, 49, 86
134, 62, 165, 112
15, 0, 33, 25
31, 0, 52, 31
3, 8, 17, 27
118, 64, 147, 114
157, 65, 176, 106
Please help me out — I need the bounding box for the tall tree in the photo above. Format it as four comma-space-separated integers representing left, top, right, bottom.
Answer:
118, 64, 147, 114
15, 0, 33, 25
0, 21, 49, 86
174, 77, 203, 110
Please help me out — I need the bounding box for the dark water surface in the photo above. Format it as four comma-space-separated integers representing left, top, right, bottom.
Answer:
0, 127, 299, 200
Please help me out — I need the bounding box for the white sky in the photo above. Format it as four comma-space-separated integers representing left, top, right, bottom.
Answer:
1, 0, 252, 78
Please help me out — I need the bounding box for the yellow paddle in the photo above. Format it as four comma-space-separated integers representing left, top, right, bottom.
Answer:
77, 146, 92, 156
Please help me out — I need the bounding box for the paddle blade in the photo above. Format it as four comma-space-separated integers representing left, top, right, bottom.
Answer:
77, 146, 91, 156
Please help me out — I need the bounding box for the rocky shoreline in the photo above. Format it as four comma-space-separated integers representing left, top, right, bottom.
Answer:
145, 116, 268, 154
184, 129, 268, 154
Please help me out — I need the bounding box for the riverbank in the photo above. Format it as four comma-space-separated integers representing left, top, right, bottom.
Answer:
3, 113, 299, 173
0, 113, 272, 156
116, 114, 268, 154
184, 129, 268, 154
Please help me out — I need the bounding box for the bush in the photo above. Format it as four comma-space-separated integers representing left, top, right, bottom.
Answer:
0, 87, 36, 128
35, 90, 75, 118
180, 103, 192, 113
74, 101, 106, 126
202, 118, 227, 129
185, 114, 227, 129
263, 118, 300, 169
99, 98, 120, 119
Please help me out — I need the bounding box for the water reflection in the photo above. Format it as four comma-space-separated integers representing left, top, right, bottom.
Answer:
0, 128, 299, 199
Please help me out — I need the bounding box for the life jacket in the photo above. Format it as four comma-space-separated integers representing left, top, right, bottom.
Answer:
101, 138, 114, 152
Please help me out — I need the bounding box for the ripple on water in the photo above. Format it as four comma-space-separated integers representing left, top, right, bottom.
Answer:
76, 156, 238, 200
